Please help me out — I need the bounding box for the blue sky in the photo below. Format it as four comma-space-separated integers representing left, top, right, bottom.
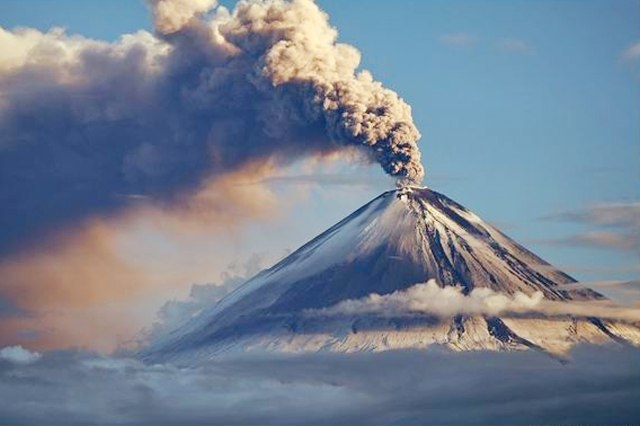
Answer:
0, 0, 638, 321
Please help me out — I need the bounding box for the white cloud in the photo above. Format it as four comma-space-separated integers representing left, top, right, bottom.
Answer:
147, 0, 218, 34
310, 280, 543, 317
0, 345, 41, 364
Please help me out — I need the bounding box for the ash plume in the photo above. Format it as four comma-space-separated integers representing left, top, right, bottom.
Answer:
148, 0, 218, 34
0, 0, 423, 256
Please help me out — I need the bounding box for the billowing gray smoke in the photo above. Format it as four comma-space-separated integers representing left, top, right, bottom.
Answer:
0, 0, 423, 255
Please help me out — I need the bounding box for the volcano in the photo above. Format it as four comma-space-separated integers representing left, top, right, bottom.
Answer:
142, 187, 640, 363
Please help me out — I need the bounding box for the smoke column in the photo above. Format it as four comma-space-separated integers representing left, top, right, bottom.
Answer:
0, 0, 423, 255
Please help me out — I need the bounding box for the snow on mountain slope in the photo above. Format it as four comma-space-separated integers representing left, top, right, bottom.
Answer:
140, 187, 640, 364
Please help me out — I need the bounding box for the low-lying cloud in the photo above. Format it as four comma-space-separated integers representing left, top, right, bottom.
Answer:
312, 280, 543, 317
309, 280, 640, 322
0, 345, 638, 425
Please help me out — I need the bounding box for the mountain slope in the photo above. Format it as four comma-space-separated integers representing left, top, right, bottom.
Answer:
141, 187, 640, 363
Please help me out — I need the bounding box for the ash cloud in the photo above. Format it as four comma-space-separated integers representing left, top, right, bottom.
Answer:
148, 0, 218, 34
0, 345, 638, 425
0, 171, 282, 351
0, 0, 423, 257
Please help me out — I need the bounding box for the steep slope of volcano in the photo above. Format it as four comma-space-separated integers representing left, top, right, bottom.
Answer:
142, 187, 640, 363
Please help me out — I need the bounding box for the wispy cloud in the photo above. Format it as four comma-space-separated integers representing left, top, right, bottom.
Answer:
546, 202, 640, 227
439, 32, 478, 47
496, 38, 535, 55
542, 202, 640, 254
548, 231, 637, 252
560, 280, 640, 306
559, 264, 640, 275
621, 41, 640, 62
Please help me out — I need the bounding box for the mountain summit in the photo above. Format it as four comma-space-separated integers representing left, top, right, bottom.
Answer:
142, 187, 640, 363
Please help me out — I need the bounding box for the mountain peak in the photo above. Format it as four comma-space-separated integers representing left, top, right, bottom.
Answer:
141, 188, 638, 364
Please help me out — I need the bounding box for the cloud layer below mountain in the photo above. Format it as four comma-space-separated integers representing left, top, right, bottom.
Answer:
0, 345, 638, 425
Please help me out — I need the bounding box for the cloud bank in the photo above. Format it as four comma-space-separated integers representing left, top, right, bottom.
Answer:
0, 345, 638, 425
310, 280, 640, 322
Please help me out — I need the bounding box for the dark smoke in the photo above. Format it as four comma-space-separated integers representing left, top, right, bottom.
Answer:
0, 0, 423, 255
